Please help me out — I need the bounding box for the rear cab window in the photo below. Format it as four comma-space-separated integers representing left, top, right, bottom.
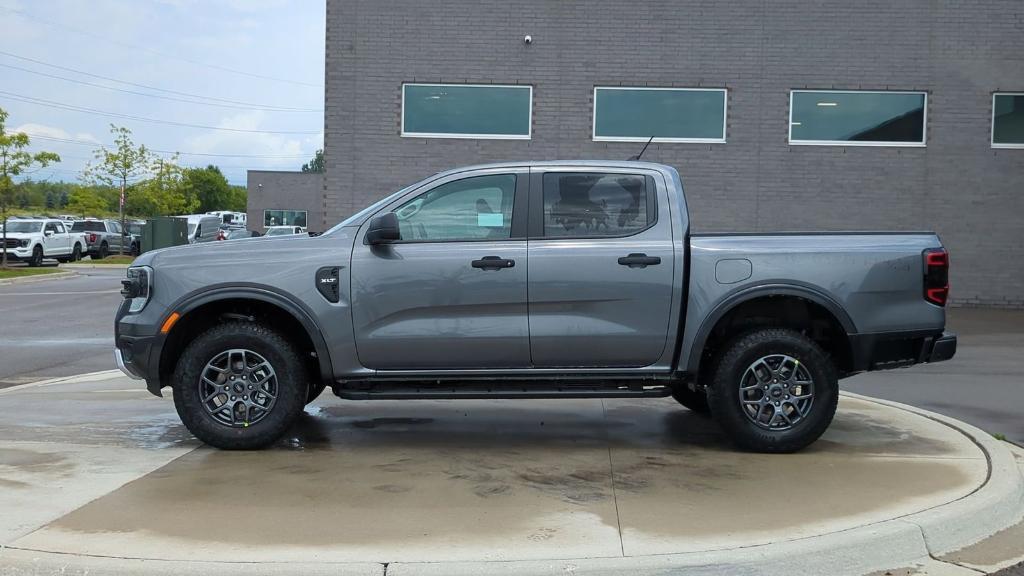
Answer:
539, 172, 655, 238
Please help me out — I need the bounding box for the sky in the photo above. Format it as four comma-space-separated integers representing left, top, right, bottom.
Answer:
0, 0, 325, 185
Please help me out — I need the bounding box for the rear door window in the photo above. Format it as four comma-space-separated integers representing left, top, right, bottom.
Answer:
541, 173, 652, 238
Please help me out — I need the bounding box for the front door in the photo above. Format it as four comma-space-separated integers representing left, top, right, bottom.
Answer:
527, 170, 676, 368
351, 169, 531, 370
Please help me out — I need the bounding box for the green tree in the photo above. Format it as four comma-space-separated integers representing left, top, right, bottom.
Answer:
184, 165, 231, 213
301, 149, 324, 173
0, 108, 60, 267
226, 185, 247, 212
130, 157, 199, 217
66, 188, 109, 216
82, 125, 153, 254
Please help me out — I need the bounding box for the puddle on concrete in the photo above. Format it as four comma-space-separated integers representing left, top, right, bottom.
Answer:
0, 447, 75, 475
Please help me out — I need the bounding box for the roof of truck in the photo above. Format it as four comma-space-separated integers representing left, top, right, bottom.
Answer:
431, 160, 677, 178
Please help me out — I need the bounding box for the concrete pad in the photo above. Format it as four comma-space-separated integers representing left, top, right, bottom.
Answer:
0, 373, 1020, 575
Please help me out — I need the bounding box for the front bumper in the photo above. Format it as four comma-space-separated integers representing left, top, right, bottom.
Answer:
0, 247, 30, 260
114, 348, 145, 380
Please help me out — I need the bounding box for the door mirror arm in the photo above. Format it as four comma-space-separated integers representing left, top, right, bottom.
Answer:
365, 213, 401, 245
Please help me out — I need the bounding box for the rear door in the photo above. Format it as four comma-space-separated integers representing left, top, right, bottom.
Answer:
350, 168, 531, 370
527, 168, 676, 367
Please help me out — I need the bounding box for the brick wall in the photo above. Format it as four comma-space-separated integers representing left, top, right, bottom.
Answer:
246, 171, 324, 233
324, 0, 1024, 308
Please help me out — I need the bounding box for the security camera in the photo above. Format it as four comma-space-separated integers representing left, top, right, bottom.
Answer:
524, 35, 532, 45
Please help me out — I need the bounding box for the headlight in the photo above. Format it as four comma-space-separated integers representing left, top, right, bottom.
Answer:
121, 266, 153, 313
19, 239, 29, 248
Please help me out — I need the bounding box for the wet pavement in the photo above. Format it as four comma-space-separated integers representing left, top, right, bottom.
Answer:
0, 373, 997, 570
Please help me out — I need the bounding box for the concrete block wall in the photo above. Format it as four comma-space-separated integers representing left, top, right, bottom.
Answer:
324, 0, 1024, 308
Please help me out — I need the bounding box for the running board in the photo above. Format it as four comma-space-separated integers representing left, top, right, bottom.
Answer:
332, 382, 673, 400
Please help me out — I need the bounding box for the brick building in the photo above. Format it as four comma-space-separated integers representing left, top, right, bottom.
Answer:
313, 0, 1023, 307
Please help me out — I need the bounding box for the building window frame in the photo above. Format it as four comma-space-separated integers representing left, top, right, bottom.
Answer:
992, 92, 1024, 149
788, 89, 928, 148
263, 209, 308, 228
591, 86, 728, 144
400, 83, 533, 140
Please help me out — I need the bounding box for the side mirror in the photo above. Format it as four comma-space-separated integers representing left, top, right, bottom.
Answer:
44, 230, 54, 237
365, 213, 401, 245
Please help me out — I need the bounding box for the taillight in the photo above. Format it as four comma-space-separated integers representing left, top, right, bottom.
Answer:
923, 248, 949, 306
87, 233, 97, 243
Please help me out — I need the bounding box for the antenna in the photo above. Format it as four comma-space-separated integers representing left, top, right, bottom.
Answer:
628, 136, 655, 161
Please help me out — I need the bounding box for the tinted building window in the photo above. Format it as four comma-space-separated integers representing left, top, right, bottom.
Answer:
992, 94, 1024, 148
402, 84, 532, 139
394, 174, 516, 242
593, 87, 727, 142
790, 91, 927, 146
543, 173, 649, 238
264, 210, 307, 227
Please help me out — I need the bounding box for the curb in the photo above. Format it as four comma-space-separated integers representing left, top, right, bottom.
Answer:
0, 270, 77, 286
61, 263, 130, 270
843, 392, 1024, 557
0, 369, 123, 396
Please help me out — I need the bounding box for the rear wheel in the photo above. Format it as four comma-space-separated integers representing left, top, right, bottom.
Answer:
95, 242, 108, 260
71, 243, 82, 261
172, 321, 308, 450
707, 328, 838, 453
130, 242, 140, 256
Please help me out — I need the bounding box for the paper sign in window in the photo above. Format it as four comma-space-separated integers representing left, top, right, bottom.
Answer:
478, 213, 504, 227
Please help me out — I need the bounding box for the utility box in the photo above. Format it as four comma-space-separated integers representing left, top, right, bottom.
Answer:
141, 217, 188, 253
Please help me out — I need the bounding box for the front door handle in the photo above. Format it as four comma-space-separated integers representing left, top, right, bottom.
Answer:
617, 253, 661, 268
472, 256, 515, 270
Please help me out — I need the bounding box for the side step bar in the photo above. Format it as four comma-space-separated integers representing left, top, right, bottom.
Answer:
332, 382, 674, 401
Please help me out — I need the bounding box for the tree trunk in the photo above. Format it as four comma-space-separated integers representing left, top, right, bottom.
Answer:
1, 210, 8, 269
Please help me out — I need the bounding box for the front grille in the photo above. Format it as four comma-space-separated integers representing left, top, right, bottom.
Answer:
2, 239, 20, 249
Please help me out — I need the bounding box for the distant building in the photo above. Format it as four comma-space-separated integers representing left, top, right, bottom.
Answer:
245, 171, 323, 233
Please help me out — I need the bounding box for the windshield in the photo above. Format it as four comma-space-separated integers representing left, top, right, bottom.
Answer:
188, 224, 197, 236
265, 227, 292, 236
4, 221, 44, 233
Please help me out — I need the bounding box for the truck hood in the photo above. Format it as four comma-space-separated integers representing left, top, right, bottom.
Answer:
1, 232, 40, 241
135, 230, 357, 307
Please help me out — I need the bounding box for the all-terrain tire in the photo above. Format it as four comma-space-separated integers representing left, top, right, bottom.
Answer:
305, 382, 327, 405
670, 382, 710, 414
706, 328, 838, 453
172, 321, 308, 450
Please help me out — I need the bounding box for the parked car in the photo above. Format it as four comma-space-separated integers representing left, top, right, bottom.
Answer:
264, 225, 306, 237
1, 218, 85, 265
71, 219, 137, 259
224, 228, 262, 240
115, 161, 956, 452
177, 215, 221, 244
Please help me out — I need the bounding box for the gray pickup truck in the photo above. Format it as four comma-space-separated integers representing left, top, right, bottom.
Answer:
114, 161, 955, 452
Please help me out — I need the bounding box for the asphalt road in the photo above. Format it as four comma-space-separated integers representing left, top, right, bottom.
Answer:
0, 267, 124, 387
0, 269, 1021, 445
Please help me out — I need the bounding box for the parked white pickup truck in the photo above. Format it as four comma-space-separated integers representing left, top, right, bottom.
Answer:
0, 218, 85, 266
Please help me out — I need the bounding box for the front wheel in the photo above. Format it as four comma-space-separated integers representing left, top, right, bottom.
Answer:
27, 245, 43, 267
706, 328, 838, 453
172, 321, 308, 450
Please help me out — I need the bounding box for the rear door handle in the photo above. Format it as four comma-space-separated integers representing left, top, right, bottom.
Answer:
617, 253, 661, 268
472, 256, 515, 270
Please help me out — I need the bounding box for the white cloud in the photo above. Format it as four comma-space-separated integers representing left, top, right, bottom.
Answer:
13, 123, 99, 144
179, 111, 316, 172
